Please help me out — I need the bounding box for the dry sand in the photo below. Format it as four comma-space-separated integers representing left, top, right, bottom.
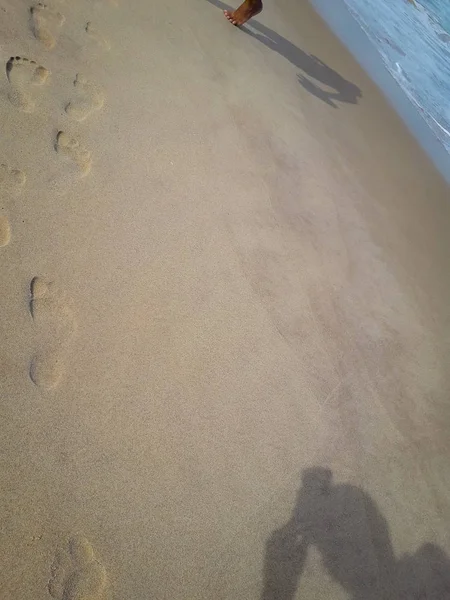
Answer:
1, 0, 450, 598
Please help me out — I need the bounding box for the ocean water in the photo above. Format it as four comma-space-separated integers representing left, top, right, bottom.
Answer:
340, 0, 450, 155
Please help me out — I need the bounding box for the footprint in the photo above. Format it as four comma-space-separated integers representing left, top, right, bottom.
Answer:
85, 22, 110, 51
49, 536, 108, 600
65, 74, 104, 122
30, 3, 65, 49
29, 276, 76, 390
55, 131, 92, 177
0, 216, 11, 247
0, 162, 26, 194
30, 351, 65, 390
6, 56, 49, 112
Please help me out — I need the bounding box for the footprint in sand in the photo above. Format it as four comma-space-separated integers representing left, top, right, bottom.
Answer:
55, 131, 92, 177
49, 536, 108, 600
29, 276, 76, 390
31, 3, 65, 49
6, 56, 49, 112
0, 216, 11, 247
0, 162, 26, 194
65, 74, 104, 122
85, 22, 111, 51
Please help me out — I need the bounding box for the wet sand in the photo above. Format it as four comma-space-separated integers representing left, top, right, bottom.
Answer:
1, 0, 450, 598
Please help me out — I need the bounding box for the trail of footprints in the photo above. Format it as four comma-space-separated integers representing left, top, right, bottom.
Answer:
4, 0, 110, 173
49, 536, 107, 600
2, 0, 111, 379
3, 5, 112, 589
1, 6, 111, 373
2, 3, 110, 369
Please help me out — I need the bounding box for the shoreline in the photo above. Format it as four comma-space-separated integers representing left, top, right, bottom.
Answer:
310, 0, 450, 184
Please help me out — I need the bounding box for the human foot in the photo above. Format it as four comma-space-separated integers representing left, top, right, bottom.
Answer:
223, 0, 262, 26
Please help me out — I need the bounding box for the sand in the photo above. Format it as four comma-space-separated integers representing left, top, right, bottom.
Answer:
1, 0, 450, 598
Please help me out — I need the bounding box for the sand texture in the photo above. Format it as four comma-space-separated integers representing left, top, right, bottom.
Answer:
1, 0, 450, 598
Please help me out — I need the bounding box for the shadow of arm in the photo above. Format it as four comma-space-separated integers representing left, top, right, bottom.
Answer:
261, 521, 308, 600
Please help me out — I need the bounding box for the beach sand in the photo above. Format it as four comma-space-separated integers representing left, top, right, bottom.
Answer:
1, 0, 450, 598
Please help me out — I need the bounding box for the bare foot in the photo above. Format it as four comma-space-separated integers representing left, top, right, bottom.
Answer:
223, 0, 262, 25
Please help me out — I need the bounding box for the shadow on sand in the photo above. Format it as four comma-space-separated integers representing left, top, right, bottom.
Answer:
206, 0, 362, 107
261, 467, 450, 599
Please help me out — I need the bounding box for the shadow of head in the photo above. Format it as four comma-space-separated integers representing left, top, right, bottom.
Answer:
300, 466, 333, 490
205, 0, 362, 107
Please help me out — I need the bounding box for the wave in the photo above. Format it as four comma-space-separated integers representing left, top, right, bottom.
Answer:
341, 0, 450, 154
429, 115, 450, 137
389, 62, 450, 150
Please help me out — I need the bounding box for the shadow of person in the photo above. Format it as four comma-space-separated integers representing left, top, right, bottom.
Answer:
261, 467, 396, 600
261, 467, 450, 600
205, 0, 362, 107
